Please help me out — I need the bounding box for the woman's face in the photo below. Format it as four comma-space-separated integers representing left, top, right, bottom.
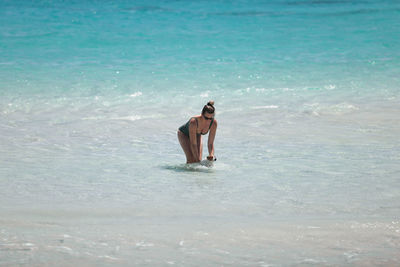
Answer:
202, 112, 214, 120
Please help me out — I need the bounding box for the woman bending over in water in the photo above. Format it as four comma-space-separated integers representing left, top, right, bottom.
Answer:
178, 101, 217, 163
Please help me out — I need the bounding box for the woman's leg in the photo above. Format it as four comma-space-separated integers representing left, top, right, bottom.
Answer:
177, 131, 196, 163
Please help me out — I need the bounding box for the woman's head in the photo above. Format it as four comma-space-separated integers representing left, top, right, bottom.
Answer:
202, 100, 215, 115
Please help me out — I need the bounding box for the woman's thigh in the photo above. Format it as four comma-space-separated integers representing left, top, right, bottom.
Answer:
177, 131, 195, 163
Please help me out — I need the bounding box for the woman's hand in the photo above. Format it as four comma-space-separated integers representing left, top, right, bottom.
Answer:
207, 155, 216, 161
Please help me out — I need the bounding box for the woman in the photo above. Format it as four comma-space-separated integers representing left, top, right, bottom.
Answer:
178, 101, 218, 163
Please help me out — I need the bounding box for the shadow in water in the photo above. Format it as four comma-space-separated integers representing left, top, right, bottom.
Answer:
161, 162, 215, 173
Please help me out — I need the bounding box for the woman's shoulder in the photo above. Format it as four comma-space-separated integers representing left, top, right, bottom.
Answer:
189, 117, 198, 125
190, 115, 202, 122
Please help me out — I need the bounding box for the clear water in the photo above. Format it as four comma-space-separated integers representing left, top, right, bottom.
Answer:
1, 0, 400, 265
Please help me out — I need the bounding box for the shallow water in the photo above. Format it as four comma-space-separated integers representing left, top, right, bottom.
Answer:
1, 0, 400, 265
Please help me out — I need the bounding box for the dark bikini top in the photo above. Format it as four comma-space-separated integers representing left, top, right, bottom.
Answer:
179, 117, 214, 137
195, 117, 214, 135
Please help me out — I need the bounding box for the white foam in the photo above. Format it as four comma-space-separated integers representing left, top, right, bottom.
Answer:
200, 91, 210, 98
136, 241, 154, 247
130, 92, 143, 97
98, 255, 119, 260
324, 84, 336, 90
110, 115, 142, 121
303, 102, 359, 116
251, 105, 279, 109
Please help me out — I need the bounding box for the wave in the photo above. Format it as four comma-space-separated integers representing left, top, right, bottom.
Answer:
287, 0, 370, 6
123, 6, 173, 13
302, 102, 359, 116
210, 7, 397, 18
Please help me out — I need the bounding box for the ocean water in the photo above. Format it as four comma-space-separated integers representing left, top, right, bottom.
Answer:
1, 0, 400, 265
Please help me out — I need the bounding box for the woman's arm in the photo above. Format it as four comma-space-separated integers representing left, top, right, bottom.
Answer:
189, 118, 200, 162
207, 119, 217, 159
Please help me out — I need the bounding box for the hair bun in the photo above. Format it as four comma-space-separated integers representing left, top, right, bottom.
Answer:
207, 100, 215, 106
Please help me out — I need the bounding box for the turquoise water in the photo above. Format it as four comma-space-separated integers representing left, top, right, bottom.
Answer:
1, 0, 400, 265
